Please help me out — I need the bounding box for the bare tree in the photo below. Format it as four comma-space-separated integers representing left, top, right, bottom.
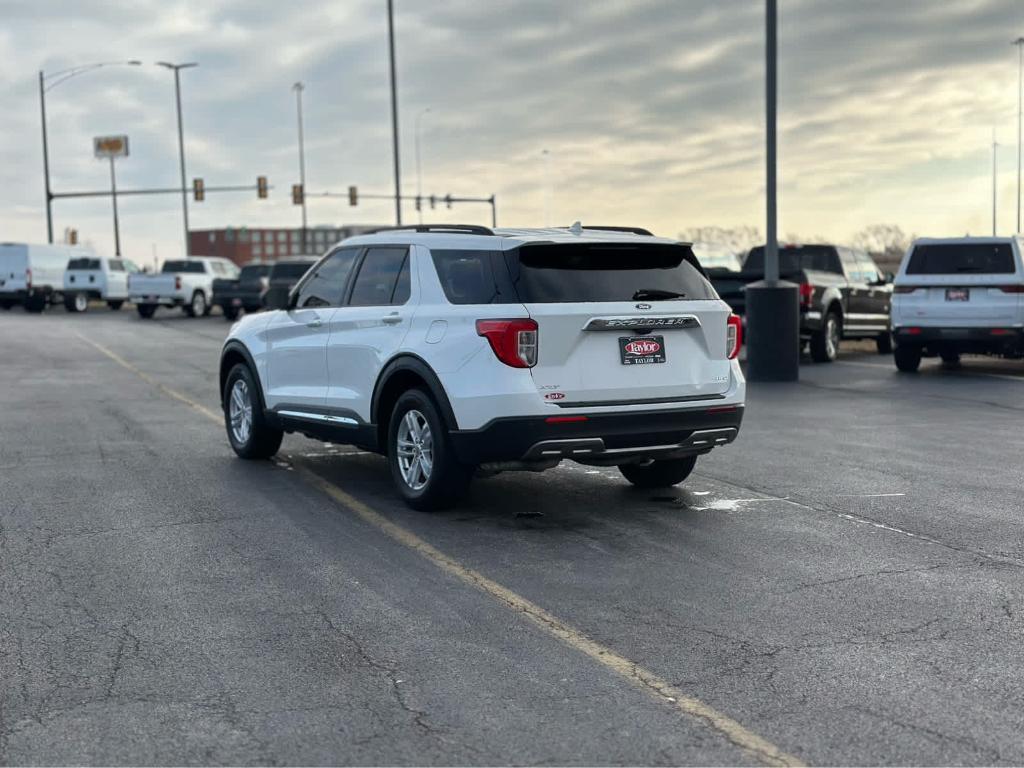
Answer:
679, 225, 762, 254
852, 224, 913, 265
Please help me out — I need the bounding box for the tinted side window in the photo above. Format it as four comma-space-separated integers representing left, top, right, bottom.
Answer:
108, 259, 125, 272
348, 248, 410, 307
856, 252, 881, 283
295, 249, 359, 308
431, 250, 502, 304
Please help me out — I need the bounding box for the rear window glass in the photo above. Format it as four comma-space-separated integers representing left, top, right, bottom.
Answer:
270, 261, 314, 279
906, 243, 1016, 275
162, 260, 205, 274
507, 243, 715, 303
745, 246, 842, 274
239, 265, 270, 280
68, 258, 101, 270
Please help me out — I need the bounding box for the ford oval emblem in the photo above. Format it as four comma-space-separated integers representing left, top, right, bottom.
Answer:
635, 303, 652, 310
544, 392, 566, 400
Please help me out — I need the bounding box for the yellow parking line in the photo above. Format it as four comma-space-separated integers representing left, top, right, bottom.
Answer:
80, 331, 803, 766
75, 332, 222, 424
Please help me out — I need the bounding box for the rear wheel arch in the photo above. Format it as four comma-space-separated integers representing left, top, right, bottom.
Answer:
372, 356, 458, 452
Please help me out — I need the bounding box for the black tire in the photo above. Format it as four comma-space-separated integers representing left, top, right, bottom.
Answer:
107, 300, 124, 311
184, 290, 207, 318
136, 303, 156, 319
0, 300, 13, 311
223, 305, 240, 321
894, 345, 922, 373
63, 294, 78, 312
387, 388, 472, 511
24, 294, 46, 313
223, 363, 283, 459
876, 331, 893, 354
810, 310, 841, 362
619, 455, 698, 488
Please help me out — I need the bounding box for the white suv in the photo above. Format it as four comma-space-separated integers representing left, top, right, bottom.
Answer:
219, 224, 746, 509
892, 237, 1024, 371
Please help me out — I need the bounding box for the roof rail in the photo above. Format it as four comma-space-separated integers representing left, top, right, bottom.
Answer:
367, 224, 494, 236
559, 225, 655, 236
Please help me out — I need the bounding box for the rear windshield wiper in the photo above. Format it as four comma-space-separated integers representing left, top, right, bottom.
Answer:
632, 288, 687, 300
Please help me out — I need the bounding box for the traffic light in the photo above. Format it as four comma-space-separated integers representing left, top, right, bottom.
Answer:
445, 194, 452, 209
415, 196, 421, 212
348, 185, 358, 206
193, 177, 205, 202
292, 184, 304, 205
256, 176, 268, 199
429, 195, 436, 209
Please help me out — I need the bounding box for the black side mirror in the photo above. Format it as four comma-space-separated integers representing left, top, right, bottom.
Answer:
885, 271, 895, 283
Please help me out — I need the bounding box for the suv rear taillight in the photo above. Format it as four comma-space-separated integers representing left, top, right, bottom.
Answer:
726, 314, 743, 360
798, 282, 814, 308
998, 285, 1024, 293
476, 319, 538, 368
174, 276, 182, 291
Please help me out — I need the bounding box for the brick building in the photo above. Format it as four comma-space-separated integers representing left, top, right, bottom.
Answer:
188, 225, 383, 266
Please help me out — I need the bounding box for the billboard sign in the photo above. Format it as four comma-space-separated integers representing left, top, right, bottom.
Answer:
94, 135, 129, 159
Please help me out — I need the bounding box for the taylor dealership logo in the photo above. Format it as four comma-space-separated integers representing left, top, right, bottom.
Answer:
624, 339, 661, 355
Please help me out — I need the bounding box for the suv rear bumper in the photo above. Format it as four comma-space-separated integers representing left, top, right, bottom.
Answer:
894, 326, 1024, 354
448, 405, 744, 465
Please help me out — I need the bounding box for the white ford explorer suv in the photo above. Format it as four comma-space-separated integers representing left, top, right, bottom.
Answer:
219, 224, 746, 509
891, 236, 1024, 371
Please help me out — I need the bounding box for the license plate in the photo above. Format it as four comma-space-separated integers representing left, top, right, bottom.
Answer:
619, 336, 666, 365
232, 298, 243, 306
946, 288, 970, 301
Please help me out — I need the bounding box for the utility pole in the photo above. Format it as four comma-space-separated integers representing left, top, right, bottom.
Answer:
745, 0, 799, 382
39, 71, 53, 244
1014, 38, 1024, 233
415, 107, 431, 224
387, 0, 402, 225
158, 62, 198, 256
294, 82, 308, 252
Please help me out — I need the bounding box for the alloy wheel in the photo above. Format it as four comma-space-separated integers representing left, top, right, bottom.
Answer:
396, 409, 433, 491
229, 379, 253, 445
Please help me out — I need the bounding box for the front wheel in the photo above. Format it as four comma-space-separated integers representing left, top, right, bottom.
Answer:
223, 364, 283, 459
137, 303, 156, 319
107, 300, 124, 311
24, 294, 47, 313
876, 331, 893, 354
940, 350, 961, 369
619, 455, 698, 488
810, 310, 841, 362
388, 389, 472, 511
0, 300, 13, 310
222, 305, 240, 321
894, 345, 922, 373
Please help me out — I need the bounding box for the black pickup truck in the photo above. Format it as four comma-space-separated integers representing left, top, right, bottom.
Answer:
708, 244, 893, 362
212, 263, 272, 321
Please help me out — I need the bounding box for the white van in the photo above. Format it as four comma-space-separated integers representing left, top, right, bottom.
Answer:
891, 236, 1024, 371
63, 255, 140, 312
0, 243, 96, 313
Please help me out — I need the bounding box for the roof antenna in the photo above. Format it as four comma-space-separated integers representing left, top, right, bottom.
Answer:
569, 221, 583, 236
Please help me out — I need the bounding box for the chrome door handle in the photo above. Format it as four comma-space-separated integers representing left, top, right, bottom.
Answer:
306, 318, 323, 328
382, 314, 402, 325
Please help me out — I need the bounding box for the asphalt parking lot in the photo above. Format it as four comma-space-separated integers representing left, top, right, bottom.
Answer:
2, 307, 1023, 766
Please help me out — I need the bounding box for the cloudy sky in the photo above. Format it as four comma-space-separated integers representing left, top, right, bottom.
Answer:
1, 0, 1023, 262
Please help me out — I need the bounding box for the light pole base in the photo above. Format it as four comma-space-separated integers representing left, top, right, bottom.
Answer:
744, 280, 800, 382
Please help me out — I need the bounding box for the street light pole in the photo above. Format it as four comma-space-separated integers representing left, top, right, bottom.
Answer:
158, 61, 198, 257
415, 107, 431, 224
993, 129, 999, 237
38, 60, 141, 244
1014, 38, 1024, 233
745, 0, 799, 382
294, 82, 308, 252
387, 0, 402, 225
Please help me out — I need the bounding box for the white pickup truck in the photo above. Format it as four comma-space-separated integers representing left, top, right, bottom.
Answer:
63, 255, 140, 312
129, 257, 239, 318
